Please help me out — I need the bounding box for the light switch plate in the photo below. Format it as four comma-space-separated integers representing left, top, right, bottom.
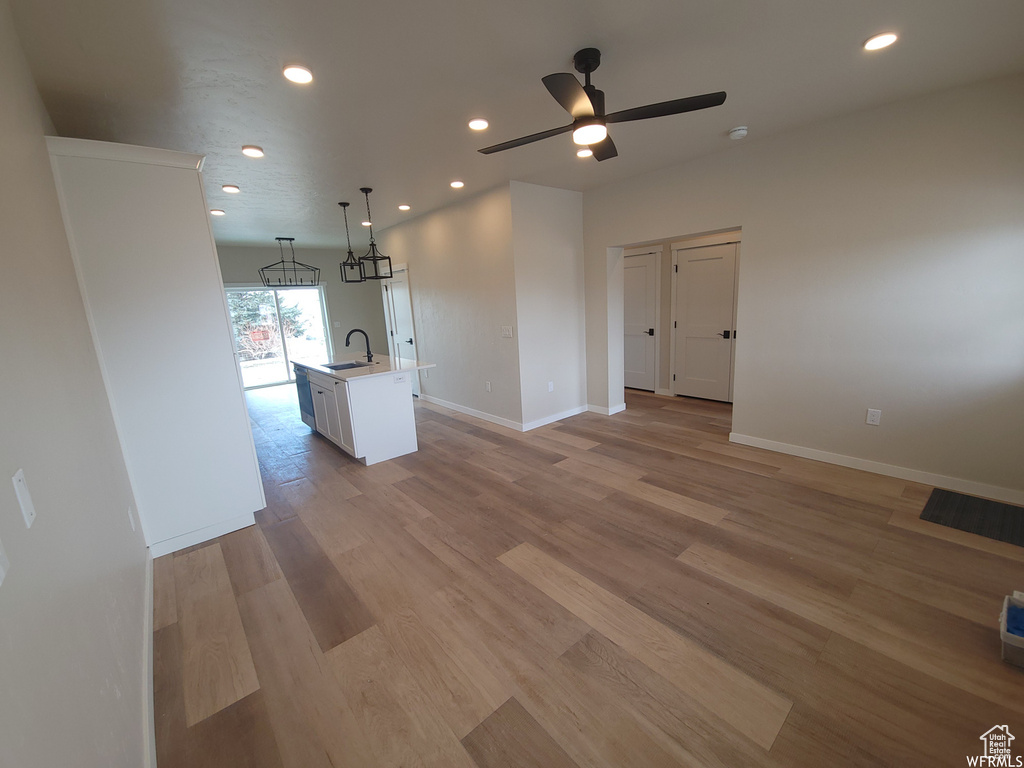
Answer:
0, 533, 10, 587
12, 469, 36, 528
500, 325, 513, 338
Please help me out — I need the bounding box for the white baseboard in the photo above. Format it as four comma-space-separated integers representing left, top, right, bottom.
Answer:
148, 512, 255, 558
142, 552, 156, 768
522, 405, 589, 432
729, 432, 1024, 506
588, 403, 626, 416
418, 394, 524, 431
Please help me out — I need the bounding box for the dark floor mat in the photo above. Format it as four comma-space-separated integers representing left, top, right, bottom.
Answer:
920, 488, 1024, 547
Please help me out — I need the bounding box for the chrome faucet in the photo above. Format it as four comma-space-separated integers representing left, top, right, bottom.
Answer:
345, 328, 373, 362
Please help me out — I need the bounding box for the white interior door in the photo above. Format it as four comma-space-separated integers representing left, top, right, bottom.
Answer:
672, 242, 738, 401
624, 250, 659, 391
381, 266, 420, 396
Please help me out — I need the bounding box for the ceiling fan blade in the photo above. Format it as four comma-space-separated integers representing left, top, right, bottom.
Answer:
606, 91, 727, 124
591, 135, 618, 161
477, 124, 573, 155
542, 73, 595, 119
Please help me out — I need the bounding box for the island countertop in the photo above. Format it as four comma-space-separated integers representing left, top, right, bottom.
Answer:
292, 355, 435, 382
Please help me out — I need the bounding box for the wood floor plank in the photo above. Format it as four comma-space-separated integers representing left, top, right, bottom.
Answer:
559, 632, 785, 768
260, 515, 375, 652
173, 543, 260, 726
679, 540, 1024, 716
462, 697, 582, 768
498, 542, 794, 750
184, 691, 285, 768
236, 579, 375, 768
325, 624, 478, 768
218, 524, 282, 596
380, 605, 511, 739
153, 553, 178, 630
158, 386, 1022, 767
153, 623, 187, 767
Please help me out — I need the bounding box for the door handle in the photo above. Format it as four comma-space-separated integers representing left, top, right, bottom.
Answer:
647, 328, 654, 336
405, 338, 413, 344
717, 330, 731, 339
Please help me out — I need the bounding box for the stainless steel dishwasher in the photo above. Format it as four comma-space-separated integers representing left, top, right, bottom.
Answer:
294, 364, 315, 429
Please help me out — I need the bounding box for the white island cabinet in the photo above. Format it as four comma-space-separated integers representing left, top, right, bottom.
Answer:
295, 357, 435, 465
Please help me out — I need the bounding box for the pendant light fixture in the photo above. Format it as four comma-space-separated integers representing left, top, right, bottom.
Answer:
259, 237, 320, 286
358, 187, 393, 280
338, 202, 365, 283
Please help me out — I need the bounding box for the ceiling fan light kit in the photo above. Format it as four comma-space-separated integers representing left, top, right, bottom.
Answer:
259, 237, 320, 286
478, 47, 726, 162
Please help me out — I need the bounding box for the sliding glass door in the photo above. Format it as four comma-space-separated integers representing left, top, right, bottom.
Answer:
226, 287, 330, 389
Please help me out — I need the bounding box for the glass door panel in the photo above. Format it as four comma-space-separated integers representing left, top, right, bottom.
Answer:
226, 287, 330, 389
227, 289, 289, 388
278, 289, 329, 370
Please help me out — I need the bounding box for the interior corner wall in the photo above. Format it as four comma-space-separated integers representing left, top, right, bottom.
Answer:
584, 72, 1024, 498
378, 186, 523, 425
0, 5, 149, 767
216, 244, 388, 361
510, 181, 586, 428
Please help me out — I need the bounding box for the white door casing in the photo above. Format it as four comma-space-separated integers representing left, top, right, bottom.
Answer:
672, 242, 739, 402
623, 248, 661, 391
381, 265, 421, 396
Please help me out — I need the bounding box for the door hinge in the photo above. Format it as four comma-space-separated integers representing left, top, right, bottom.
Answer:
673, 321, 677, 328
672, 374, 676, 381
674, 264, 678, 273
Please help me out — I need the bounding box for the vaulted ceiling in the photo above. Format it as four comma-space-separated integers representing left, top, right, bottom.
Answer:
11, 0, 1024, 247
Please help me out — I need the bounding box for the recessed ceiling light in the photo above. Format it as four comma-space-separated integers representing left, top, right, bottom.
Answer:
398, 204, 411, 211
241, 145, 264, 158
577, 148, 593, 158
863, 33, 898, 51
283, 65, 313, 84
450, 180, 464, 189
468, 118, 489, 131
222, 184, 240, 193
210, 209, 226, 216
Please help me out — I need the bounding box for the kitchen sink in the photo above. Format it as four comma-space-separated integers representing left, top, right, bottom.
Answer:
324, 361, 378, 371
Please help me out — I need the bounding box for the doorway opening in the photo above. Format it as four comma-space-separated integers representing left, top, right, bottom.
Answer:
619, 229, 741, 410
226, 286, 331, 389
380, 264, 421, 396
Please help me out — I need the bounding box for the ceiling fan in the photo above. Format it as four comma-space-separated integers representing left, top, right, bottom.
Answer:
478, 48, 726, 161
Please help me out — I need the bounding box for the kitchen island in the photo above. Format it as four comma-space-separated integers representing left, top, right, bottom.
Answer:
292, 356, 435, 465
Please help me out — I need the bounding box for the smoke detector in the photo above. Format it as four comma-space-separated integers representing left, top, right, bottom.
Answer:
728, 126, 748, 140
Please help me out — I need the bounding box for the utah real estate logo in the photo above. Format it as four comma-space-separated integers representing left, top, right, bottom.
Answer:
968, 726, 1022, 767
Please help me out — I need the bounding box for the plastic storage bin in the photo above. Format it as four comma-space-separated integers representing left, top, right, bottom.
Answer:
999, 592, 1024, 669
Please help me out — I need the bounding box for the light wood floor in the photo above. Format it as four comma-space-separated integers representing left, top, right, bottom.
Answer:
153, 386, 1023, 767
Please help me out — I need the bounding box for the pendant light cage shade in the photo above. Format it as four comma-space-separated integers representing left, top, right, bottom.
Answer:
337, 202, 366, 283
359, 187, 393, 281
260, 237, 320, 287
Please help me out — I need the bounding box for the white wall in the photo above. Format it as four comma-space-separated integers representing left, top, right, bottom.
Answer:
49, 141, 266, 554
0, 5, 149, 767
380, 186, 524, 425
217, 244, 388, 361
584, 73, 1024, 499
510, 181, 587, 428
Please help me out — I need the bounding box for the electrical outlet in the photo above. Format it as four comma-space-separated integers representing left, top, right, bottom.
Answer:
12, 469, 36, 528
0, 533, 9, 588
866, 408, 882, 426
485, 381, 491, 392
548, 381, 554, 392
393, 373, 408, 384
500, 325, 513, 338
